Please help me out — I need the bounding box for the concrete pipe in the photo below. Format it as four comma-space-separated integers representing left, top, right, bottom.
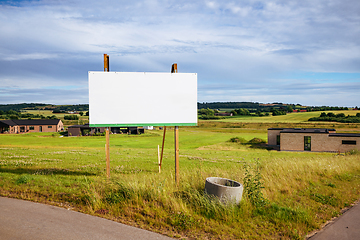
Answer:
205, 177, 243, 204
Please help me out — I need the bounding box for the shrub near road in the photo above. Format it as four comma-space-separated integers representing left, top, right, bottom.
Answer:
0, 128, 360, 239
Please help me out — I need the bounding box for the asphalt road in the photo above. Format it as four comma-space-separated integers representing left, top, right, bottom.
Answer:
0, 196, 174, 240
308, 201, 360, 240
1, 196, 359, 239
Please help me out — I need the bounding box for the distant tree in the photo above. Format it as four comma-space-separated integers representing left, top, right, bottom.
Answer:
234, 108, 250, 116
9, 115, 19, 119
327, 112, 335, 117
286, 105, 293, 112
64, 115, 79, 120
85, 111, 89, 116
6, 110, 19, 115
271, 109, 286, 116
52, 108, 63, 113
198, 108, 215, 116
79, 111, 84, 116
320, 112, 327, 117
336, 113, 345, 118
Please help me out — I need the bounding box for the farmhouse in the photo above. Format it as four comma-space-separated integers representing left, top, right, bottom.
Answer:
268, 128, 360, 153
0, 119, 63, 134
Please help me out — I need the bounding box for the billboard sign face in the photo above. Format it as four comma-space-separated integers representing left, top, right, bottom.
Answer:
88, 71, 197, 127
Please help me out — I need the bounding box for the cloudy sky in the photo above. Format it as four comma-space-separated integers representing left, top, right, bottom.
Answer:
1, 0, 359, 106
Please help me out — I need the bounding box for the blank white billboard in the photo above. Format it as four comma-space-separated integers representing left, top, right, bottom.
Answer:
88, 71, 197, 127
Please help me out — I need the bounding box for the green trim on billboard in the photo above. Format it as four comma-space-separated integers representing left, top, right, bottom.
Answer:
89, 123, 197, 127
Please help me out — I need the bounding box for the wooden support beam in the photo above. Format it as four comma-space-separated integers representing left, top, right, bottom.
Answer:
104, 54, 110, 178
171, 63, 180, 186
174, 126, 179, 185
171, 63, 179, 185
104, 54, 109, 72
158, 145, 161, 173
106, 128, 110, 178
159, 126, 166, 173
171, 63, 177, 73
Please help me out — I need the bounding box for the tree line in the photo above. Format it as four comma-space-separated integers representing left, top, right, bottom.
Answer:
308, 112, 360, 123
0, 110, 57, 120
0, 103, 89, 112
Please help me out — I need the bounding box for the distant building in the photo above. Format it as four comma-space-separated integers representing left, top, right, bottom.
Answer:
0, 119, 63, 134
268, 128, 360, 153
67, 124, 144, 136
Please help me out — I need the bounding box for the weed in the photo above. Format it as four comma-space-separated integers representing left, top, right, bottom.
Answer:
335, 172, 354, 181
167, 211, 197, 230
105, 182, 135, 204
346, 149, 360, 155
16, 175, 31, 185
243, 159, 267, 207
255, 203, 311, 225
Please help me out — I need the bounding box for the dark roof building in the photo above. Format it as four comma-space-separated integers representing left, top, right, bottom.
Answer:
0, 119, 63, 134
67, 124, 144, 136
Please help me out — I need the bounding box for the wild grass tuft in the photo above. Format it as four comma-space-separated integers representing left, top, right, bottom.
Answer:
15, 174, 32, 185
346, 149, 360, 155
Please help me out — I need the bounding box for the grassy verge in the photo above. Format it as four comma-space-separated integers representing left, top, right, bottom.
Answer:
1, 127, 360, 239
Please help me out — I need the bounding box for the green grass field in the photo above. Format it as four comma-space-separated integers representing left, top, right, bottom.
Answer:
215, 110, 360, 123
1, 121, 360, 239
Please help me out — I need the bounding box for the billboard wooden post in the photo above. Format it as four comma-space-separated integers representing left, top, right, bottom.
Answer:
106, 127, 110, 178
174, 126, 179, 185
172, 63, 179, 185
104, 54, 110, 178
104, 54, 109, 72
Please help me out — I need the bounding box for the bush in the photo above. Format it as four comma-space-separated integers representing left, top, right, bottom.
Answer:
247, 138, 266, 144
64, 115, 79, 120
228, 137, 247, 143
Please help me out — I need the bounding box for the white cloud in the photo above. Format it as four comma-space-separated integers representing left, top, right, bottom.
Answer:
2, 53, 58, 61
0, 0, 359, 106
